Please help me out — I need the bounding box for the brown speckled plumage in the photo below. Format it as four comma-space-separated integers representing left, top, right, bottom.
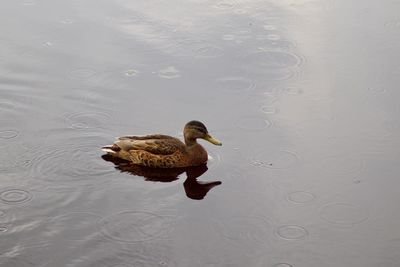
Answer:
102, 121, 222, 168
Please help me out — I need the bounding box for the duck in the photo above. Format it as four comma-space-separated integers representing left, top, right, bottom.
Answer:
101, 120, 222, 168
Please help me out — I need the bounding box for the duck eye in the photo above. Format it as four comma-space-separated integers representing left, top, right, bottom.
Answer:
195, 127, 207, 134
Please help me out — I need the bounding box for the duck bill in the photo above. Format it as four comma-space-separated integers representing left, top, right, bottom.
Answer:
203, 134, 222, 146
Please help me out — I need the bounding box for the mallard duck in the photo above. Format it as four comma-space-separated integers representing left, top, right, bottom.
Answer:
101, 120, 222, 168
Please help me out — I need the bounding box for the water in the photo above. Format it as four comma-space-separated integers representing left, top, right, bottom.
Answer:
1, 0, 400, 266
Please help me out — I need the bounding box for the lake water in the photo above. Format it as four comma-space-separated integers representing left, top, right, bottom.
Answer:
1, 0, 400, 266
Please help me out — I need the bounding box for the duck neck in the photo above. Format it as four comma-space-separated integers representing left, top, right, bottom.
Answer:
184, 138, 208, 165
184, 136, 198, 147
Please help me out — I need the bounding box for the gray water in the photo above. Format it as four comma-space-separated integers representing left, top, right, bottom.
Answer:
1, 0, 400, 266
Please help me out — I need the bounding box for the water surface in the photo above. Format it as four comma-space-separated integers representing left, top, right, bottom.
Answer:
1, 0, 400, 266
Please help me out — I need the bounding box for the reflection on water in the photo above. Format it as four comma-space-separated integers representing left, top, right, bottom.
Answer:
102, 154, 221, 200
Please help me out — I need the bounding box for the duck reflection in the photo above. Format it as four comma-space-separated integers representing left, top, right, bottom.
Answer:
102, 154, 221, 200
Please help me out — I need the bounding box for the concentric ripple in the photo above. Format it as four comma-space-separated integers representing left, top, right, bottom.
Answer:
0, 188, 33, 204
275, 225, 308, 240
287, 191, 316, 204
0, 129, 19, 139
261, 106, 278, 114
253, 150, 299, 169
320, 203, 369, 225
214, 216, 272, 246
214, 0, 237, 9
215, 77, 256, 93
98, 211, 173, 243
244, 50, 301, 69
29, 134, 114, 189
0, 225, 8, 232
240, 49, 303, 80
63, 111, 112, 129
236, 116, 271, 130
157, 66, 181, 79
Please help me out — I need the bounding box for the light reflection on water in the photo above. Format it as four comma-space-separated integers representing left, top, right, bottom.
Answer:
0, 0, 399, 266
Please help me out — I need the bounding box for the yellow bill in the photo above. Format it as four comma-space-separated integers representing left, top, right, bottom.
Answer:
203, 133, 222, 146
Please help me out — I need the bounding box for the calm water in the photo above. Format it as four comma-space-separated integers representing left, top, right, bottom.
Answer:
1, 0, 400, 266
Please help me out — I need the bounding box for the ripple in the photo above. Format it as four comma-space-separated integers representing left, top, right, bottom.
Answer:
63, 111, 112, 129
61, 18, 74, 24
207, 151, 222, 169
0, 225, 8, 232
68, 68, 96, 80
195, 45, 224, 58
253, 150, 299, 169
258, 39, 297, 51
99, 211, 173, 243
0, 129, 19, 139
214, 0, 236, 9
287, 191, 316, 204
320, 203, 369, 225
0, 188, 33, 205
263, 25, 278, 30
43, 41, 53, 47
0, 210, 5, 217
384, 20, 400, 28
236, 116, 271, 130
214, 216, 271, 246
0, 100, 15, 111
0, 144, 31, 172
275, 225, 308, 240
273, 264, 293, 267
367, 87, 387, 94
125, 69, 139, 76
105, 13, 146, 25
240, 50, 302, 80
319, 156, 364, 174
157, 66, 181, 79
218, 166, 246, 183
266, 34, 281, 41
215, 77, 256, 93
29, 134, 114, 189
283, 87, 303, 95
233, 9, 248, 15
86, 69, 144, 92
48, 212, 102, 241
21, 0, 35, 5
175, 40, 224, 59
261, 106, 278, 114
222, 34, 236, 41
244, 50, 301, 69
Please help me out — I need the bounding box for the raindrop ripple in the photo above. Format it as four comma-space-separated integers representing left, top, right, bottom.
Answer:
275, 225, 308, 240
0, 188, 33, 204
98, 211, 174, 243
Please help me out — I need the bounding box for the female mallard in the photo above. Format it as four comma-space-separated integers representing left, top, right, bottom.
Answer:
101, 120, 222, 168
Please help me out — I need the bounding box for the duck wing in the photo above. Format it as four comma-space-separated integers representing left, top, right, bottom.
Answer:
115, 134, 185, 155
